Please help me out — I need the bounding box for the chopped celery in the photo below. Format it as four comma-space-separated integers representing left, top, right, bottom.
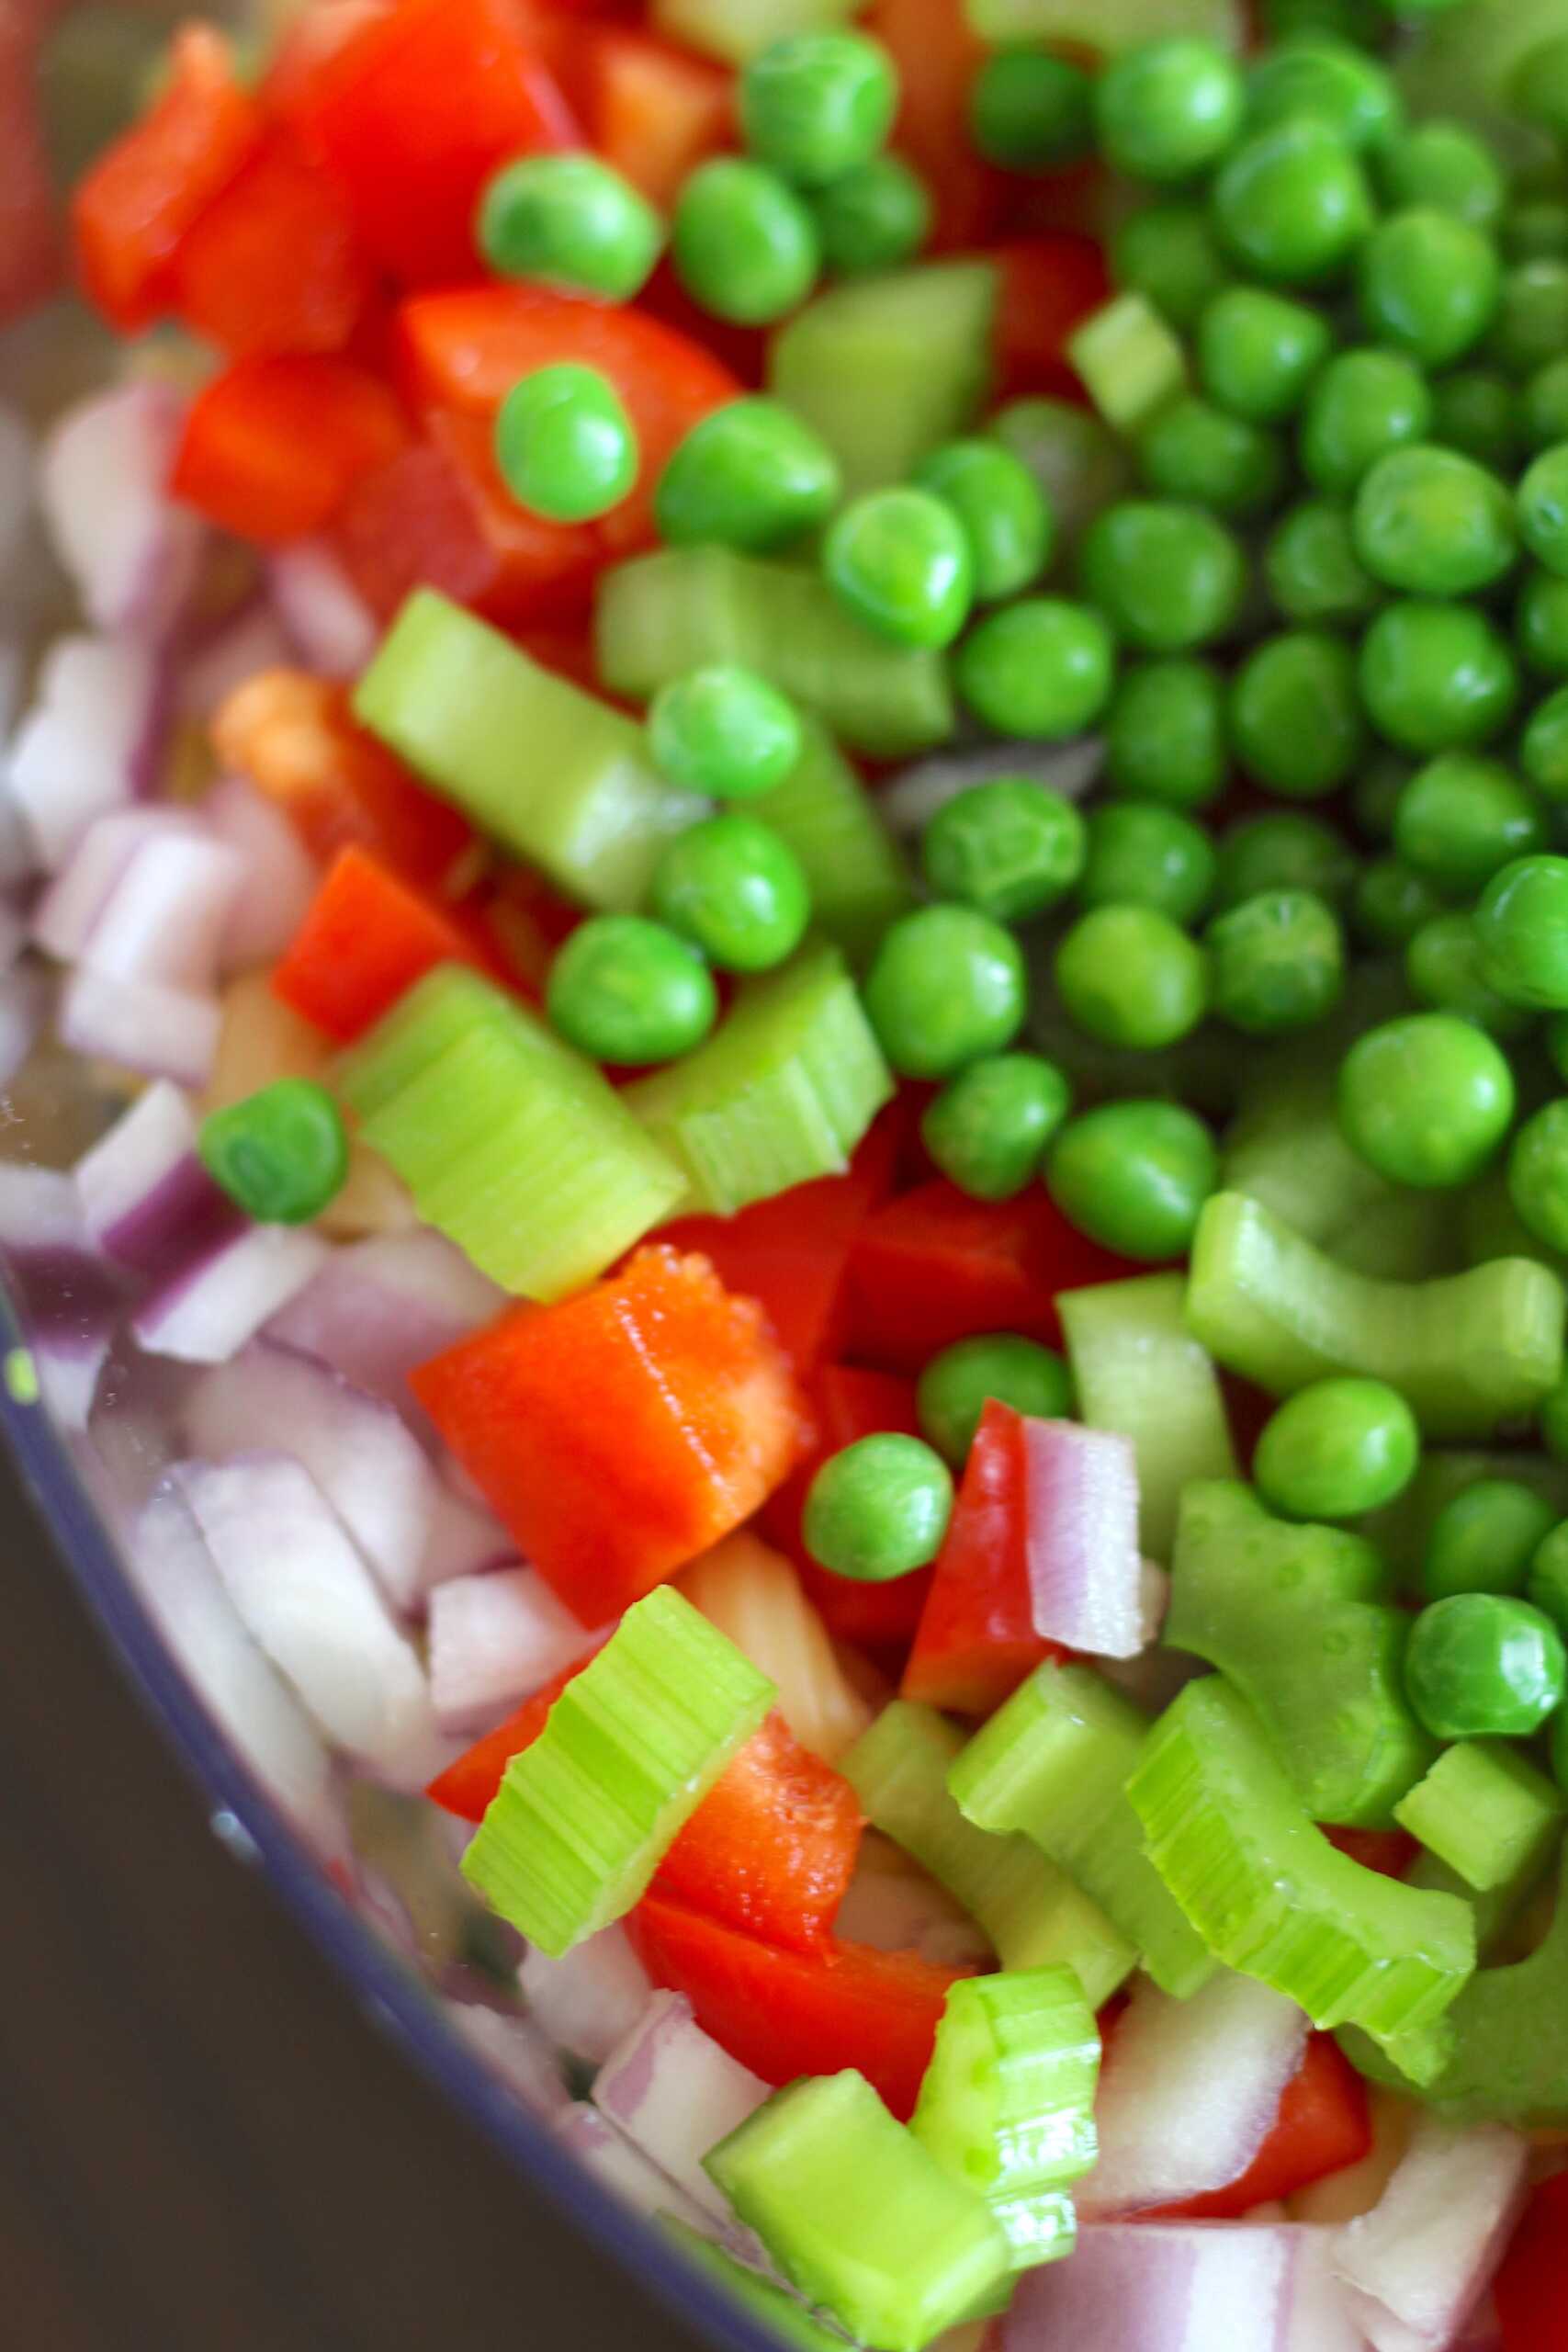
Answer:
1165, 1480, 1435, 1829
1187, 1192, 1565, 1439
950, 1664, 1214, 1999
1361, 1450, 1568, 1593
705, 2072, 1013, 2352
910, 1969, 1099, 2270
1127, 1679, 1475, 2052
337, 967, 686, 1300
353, 591, 704, 910
966, 0, 1244, 47
595, 547, 955, 759
1223, 1069, 1438, 1273
769, 265, 998, 498
461, 1587, 773, 1957
1393, 1743, 1563, 1894
1066, 295, 1188, 436
624, 944, 894, 1216
1407, 1845, 1551, 1962
1058, 1274, 1237, 1563
841, 1701, 1136, 2002
652, 0, 865, 62
751, 717, 913, 960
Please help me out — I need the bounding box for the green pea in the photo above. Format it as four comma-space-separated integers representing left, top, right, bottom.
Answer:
1523, 687, 1568, 801
1487, 259, 1568, 379
1212, 118, 1375, 288
1404, 1592, 1567, 1739
1429, 370, 1522, 473
1505, 199, 1568, 262
1352, 445, 1517, 600
954, 597, 1116, 739
971, 48, 1094, 169
651, 813, 811, 973
1112, 201, 1229, 332
917, 1333, 1074, 1467
1376, 120, 1506, 230
1137, 394, 1286, 519
1231, 631, 1366, 798
1254, 1376, 1419, 1521
812, 153, 932, 275
1357, 208, 1501, 369
739, 31, 897, 187
1518, 445, 1568, 580
672, 158, 819, 324
654, 396, 840, 551
1352, 856, 1450, 949
478, 154, 662, 301
1213, 810, 1358, 912
1405, 912, 1535, 1039
1338, 1012, 1516, 1188
1509, 1099, 1568, 1253
494, 363, 637, 523
1248, 37, 1402, 153
1352, 752, 1414, 842
922, 776, 1086, 923
1078, 801, 1217, 926
920, 1052, 1072, 1202
1096, 36, 1246, 184
1359, 599, 1518, 754
824, 487, 973, 649
1423, 1478, 1560, 1601
1104, 659, 1228, 808
1475, 854, 1568, 1008
1197, 286, 1332, 425
1394, 752, 1545, 892
546, 915, 716, 1066
1055, 904, 1209, 1050
198, 1079, 348, 1227
1521, 357, 1568, 458
913, 438, 1053, 605
1078, 501, 1246, 652
1518, 567, 1568, 677
1204, 887, 1345, 1035
1299, 346, 1433, 497
803, 1432, 953, 1581
1264, 498, 1382, 627
1527, 1521, 1568, 1637
647, 667, 803, 800
1045, 1098, 1219, 1261
863, 905, 1027, 1079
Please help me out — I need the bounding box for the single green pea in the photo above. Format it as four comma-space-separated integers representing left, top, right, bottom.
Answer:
823, 487, 974, 650
1517, 567, 1568, 676
650, 813, 811, 973
1213, 810, 1358, 912
647, 668, 803, 800
1197, 286, 1332, 425
1487, 259, 1568, 379
917, 1332, 1074, 1466
1212, 118, 1374, 287
1404, 1592, 1567, 1739
954, 597, 1116, 739
739, 31, 897, 187
546, 915, 716, 1066
198, 1079, 348, 1226
1423, 1478, 1561, 1602
1137, 395, 1286, 519
812, 153, 932, 275
1338, 1012, 1516, 1188
1104, 659, 1229, 808
1111, 201, 1230, 333
1078, 800, 1217, 926
1475, 854, 1568, 1009
1527, 1521, 1568, 1637
1357, 207, 1501, 369
1521, 357, 1568, 458
803, 1431, 953, 1581
919, 1051, 1072, 1202
654, 396, 840, 550
922, 776, 1086, 923
971, 48, 1094, 170
1045, 1098, 1219, 1261
1254, 1376, 1419, 1521
477, 154, 662, 301
1204, 887, 1345, 1035
1299, 346, 1434, 498
1054, 904, 1209, 1050
1509, 1099, 1568, 1254
913, 438, 1053, 605
1376, 119, 1506, 230
494, 363, 637, 523
1352, 752, 1414, 842
1359, 599, 1519, 754
1519, 445, 1568, 581
1405, 912, 1535, 1039
863, 905, 1027, 1079
1248, 37, 1403, 153
1523, 687, 1568, 802
1429, 369, 1522, 473
1264, 498, 1382, 627
1352, 445, 1517, 600
672, 158, 819, 325
1506, 199, 1568, 263
1231, 630, 1367, 798
1096, 36, 1246, 184
1352, 855, 1451, 948
1078, 500, 1246, 652
1393, 752, 1546, 892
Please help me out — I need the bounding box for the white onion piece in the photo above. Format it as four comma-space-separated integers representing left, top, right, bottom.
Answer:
265, 1227, 504, 1407
74, 1078, 239, 1282
519, 1926, 653, 2069
428, 1566, 598, 1730
33, 807, 201, 964
6, 635, 170, 868
1333, 2114, 1529, 2352
593, 1991, 772, 2222
268, 540, 378, 679
1023, 1418, 1145, 1658
418, 1478, 513, 1594
133, 1220, 328, 1363
179, 601, 295, 724
202, 776, 320, 972
1284, 2226, 1374, 2352
444, 2001, 571, 2123
79, 827, 243, 993
556, 2101, 712, 2233
1082, 1971, 1310, 2218
59, 966, 223, 1089
38, 382, 204, 642
0, 401, 31, 578
183, 1337, 440, 1611
880, 738, 1103, 839
174, 1452, 440, 1782
1005, 2221, 1300, 2352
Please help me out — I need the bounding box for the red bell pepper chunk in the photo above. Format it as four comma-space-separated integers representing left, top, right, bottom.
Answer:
425, 1639, 610, 1822
1324, 1826, 1420, 1879
863, 0, 1002, 252
271, 845, 488, 1042
411, 1247, 810, 1627
762, 1364, 932, 1651
0, 0, 65, 330
170, 355, 410, 543
1146, 2035, 1372, 2221
276, 0, 579, 286
170, 129, 375, 358
73, 24, 261, 331
580, 28, 734, 209
628, 1895, 967, 2120
902, 1396, 1057, 1717
993, 235, 1111, 404
1495, 2172, 1568, 2351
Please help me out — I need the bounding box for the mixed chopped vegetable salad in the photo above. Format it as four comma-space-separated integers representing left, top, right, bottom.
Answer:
17, 0, 1568, 2342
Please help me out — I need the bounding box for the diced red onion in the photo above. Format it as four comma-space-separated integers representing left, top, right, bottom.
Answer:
0, 1158, 126, 1326
444, 2000, 571, 2124
519, 1925, 653, 2069
593, 1991, 772, 2222
182, 1337, 441, 1611
428, 1566, 599, 1730
1454, 2296, 1501, 2352
6, 634, 172, 868
1023, 1418, 1145, 1658
0, 400, 30, 579
37, 382, 205, 642
31, 1324, 112, 1430
75, 827, 244, 994
133, 1220, 329, 1363
556, 2101, 712, 2233
0, 967, 49, 1091
882, 740, 1103, 839
1332, 2114, 1529, 2352
178, 598, 295, 725
59, 966, 224, 1089
173, 1451, 441, 1784
33, 807, 201, 965
1284, 2226, 1375, 2352
1082, 1971, 1311, 2218
417, 1477, 513, 1594
1004, 2222, 1300, 2352
268, 540, 378, 679
74, 1078, 241, 1283
265, 1227, 504, 1410
202, 776, 320, 972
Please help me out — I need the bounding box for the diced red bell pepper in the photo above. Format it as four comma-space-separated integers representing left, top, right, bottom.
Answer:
425, 1638, 610, 1821
1146, 2036, 1372, 2221
0, 0, 65, 330
1496, 2172, 1568, 2352
412, 1247, 811, 1626
170, 355, 410, 543
580, 27, 734, 209
863, 0, 1002, 252
628, 1895, 967, 2120
1324, 1826, 1419, 1879
73, 24, 261, 331
275, 0, 579, 286
170, 129, 375, 358
993, 234, 1111, 404
902, 1397, 1057, 1717
762, 1364, 932, 1651
271, 845, 487, 1041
